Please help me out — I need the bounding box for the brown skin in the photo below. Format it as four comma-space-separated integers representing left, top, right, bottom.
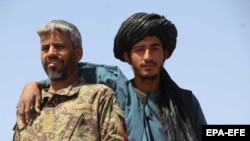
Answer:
18, 82, 43, 124
40, 31, 82, 92
18, 30, 82, 124
17, 36, 168, 124
123, 36, 170, 94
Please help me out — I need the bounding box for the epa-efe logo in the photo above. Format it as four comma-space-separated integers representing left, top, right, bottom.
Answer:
202, 125, 250, 141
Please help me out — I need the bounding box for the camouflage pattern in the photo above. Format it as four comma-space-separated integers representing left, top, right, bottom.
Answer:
13, 77, 127, 141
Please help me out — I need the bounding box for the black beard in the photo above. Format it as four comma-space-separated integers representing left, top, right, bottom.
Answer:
46, 67, 67, 81
139, 74, 158, 82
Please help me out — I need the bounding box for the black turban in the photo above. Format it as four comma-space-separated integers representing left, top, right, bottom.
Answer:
114, 12, 178, 62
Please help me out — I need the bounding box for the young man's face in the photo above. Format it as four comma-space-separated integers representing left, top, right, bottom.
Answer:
124, 36, 169, 79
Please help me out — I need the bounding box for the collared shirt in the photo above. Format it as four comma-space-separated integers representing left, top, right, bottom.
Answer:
134, 88, 167, 141
13, 77, 127, 141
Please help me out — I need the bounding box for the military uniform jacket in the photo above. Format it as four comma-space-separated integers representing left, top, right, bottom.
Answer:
13, 77, 127, 141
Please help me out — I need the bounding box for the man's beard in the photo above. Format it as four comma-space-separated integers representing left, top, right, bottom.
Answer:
132, 60, 164, 81
132, 65, 163, 82
46, 67, 67, 81
138, 71, 158, 82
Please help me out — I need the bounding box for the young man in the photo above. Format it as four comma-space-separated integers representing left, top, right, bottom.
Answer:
13, 20, 127, 141
17, 12, 206, 141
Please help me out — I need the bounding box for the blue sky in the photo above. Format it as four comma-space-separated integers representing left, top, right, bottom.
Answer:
1, 0, 249, 140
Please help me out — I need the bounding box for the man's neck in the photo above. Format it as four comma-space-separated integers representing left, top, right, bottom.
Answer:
133, 76, 160, 94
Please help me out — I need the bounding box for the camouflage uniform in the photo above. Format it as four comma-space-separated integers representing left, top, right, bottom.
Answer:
13, 77, 127, 141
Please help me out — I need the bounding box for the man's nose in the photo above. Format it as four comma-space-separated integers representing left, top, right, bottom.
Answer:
47, 46, 58, 56
143, 49, 152, 60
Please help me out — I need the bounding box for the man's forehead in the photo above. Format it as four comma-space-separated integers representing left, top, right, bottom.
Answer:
40, 31, 69, 42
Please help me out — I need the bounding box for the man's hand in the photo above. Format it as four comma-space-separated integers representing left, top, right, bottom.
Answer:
18, 81, 43, 124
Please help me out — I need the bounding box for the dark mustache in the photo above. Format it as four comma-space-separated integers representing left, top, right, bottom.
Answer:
45, 56, 64, 66
142, 60, 157, 66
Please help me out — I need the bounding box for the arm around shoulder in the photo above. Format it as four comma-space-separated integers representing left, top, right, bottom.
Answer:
18, 81, 44, 124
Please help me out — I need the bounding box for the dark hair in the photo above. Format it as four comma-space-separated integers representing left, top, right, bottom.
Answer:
114, 12, 177, 62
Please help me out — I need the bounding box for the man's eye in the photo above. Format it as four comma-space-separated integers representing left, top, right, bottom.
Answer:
41, 46, 49, 51
55, 45, 64, 50
135, 48, 144, 52
152, 47, 160, 50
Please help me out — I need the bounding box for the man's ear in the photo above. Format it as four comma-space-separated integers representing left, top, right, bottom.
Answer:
164, 50, 170, 60
123, 52, 131, 64
76, 47, 83, 61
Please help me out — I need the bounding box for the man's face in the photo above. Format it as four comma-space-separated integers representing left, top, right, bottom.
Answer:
40, 30, 79, 81
126, 36, 169, 79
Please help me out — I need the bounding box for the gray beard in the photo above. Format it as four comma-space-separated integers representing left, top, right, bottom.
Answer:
46, 68, 67, 81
